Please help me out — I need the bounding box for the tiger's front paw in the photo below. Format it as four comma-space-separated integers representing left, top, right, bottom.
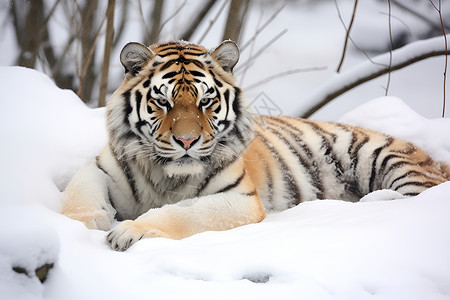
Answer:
106, 220, 169, 251
63, 209, 112, 231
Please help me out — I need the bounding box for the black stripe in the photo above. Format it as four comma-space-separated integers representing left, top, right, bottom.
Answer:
389, 171, 420, 187
301, 119, 337, 142
111, 149, 141, 204
369, 137, 394, 192
190, 60, 205, 69
190, 70, 205, 77
384, 157, 433, 181
215, 171, 246, 194
197, 159, 239, 196
122, 90, 132, 126
403, 193, 420, 197
184, 51, 206, 56
349, 131, 369, 172
135, 90, 142, 119
157, 51, 178, 57
134, 91, 150, 134
306, 121, 345, 179
269, 117, 314, 159
255, 130, 302, 207
394, 181, 435, 191
263, 157, 274, 208
162, 71, 179, 79
244, 191, 257, 197
232, 88, 241, 119
96, 155, 120, 220
209, 70, 223, 87
263, 120, 324, 199
160, 59, 177, 71
223, 89, 230, 120
378, 154, 403, 178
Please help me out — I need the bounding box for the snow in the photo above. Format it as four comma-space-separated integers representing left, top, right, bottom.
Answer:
1, 1, 450, 297
1, 65, 450, 300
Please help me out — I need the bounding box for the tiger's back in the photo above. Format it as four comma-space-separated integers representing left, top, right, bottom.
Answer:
244, 116, 449, 211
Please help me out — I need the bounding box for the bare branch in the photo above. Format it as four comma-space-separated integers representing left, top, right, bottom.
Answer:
244, 66, 327, 91
157, 0, 187, 38
197, 0, 229, 44
429, 0, 447, 117
298, 35, 450, 118
240, 2, 286, 52
336, 0, 358, 73
385, 0, 393, 96
393, 0, 450, 32
235, 29, 288, 73
137, 0, 150, 43
334, 0, 387, 68
113, 0, 129, 48
180, 0, 216, 41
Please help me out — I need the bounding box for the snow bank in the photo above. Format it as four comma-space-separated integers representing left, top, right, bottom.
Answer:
340, 96, 450, 163
0, 67, 449, 300
0, 66, 107, 210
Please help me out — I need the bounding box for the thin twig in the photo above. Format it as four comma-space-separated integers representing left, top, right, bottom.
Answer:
334, 0, 386, 68
197, 0, 229, 44
385, 0, 393, 96
429, 0, 447, 117
235, 29, 288, 73
378, 11, 413, 37
240, 1, 286, 52
239, 4, 265, 86
244, 67, 327, 91
180, 0, 216, 41
137, 0, 150, 43
156, 0, 187, 38
336, 0, 358, 73
393, 0, 450, 32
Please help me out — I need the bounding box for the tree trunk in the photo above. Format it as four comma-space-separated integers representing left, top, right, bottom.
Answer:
222, 0, 249, 43
180, 0, 216, 41
17, 0, 44, 68
77, 0, 99, 103
98, 0, 116, 107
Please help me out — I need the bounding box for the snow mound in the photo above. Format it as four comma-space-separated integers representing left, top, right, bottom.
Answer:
0, 67, 449, 300
0, 66, 107, 210
340, 96, 450, 163
0, 204, 59, 300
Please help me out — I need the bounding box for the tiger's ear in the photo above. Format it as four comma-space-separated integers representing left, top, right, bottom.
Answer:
120, 42, 154, 76
211, 40, 239, 73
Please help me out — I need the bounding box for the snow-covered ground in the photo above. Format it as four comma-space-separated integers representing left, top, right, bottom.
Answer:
1, 1, 450, 299
1, 64, 450, 300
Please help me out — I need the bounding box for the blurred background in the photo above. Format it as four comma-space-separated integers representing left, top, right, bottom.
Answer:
0, 0, 448, 120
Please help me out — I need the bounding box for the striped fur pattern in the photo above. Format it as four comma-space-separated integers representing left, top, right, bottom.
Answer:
61, 41, 449, 251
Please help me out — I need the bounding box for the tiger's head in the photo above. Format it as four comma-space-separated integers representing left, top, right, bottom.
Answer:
107, 41, 254, 177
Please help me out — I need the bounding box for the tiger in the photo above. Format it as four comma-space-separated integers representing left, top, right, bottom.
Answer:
61, 40, 449, 251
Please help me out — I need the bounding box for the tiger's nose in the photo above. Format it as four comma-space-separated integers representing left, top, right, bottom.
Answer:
173, 136, 200, 150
